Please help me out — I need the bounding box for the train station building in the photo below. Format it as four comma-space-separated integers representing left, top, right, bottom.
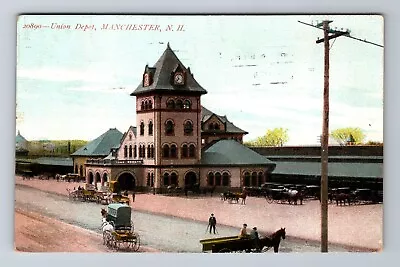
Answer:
71, 43, 276, 193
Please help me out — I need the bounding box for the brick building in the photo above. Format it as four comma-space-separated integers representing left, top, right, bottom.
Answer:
75, 43, 275, 193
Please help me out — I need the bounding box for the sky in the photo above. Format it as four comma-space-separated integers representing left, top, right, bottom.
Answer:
15, 15, 384, 145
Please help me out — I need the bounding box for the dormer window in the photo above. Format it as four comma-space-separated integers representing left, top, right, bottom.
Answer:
183, 100, 191, 109
143, 73, 151, 87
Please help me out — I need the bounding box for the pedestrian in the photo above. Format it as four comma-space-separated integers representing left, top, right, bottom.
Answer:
250, 226, 261, 251
132, 192, 136, 202
208, 213, 217, 234
239, 223, 249, 239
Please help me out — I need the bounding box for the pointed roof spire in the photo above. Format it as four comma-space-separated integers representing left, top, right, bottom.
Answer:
131, 43, 207, 96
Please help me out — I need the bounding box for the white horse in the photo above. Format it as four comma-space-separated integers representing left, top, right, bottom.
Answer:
283, 188, 303, 205
101, 217, 114, 232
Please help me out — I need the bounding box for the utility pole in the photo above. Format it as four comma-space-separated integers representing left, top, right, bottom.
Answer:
299, 18, 383, 253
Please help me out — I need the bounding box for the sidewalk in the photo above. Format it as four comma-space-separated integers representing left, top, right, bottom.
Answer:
15, 176, 382, 251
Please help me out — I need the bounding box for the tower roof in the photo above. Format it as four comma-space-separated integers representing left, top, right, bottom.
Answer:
71, 128, 123, 157
16, 130, 28, 143
131, 43, 208, 96
201, 106, 248, 134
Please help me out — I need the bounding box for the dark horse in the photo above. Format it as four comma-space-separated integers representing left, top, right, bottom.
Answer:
259, 227, 286, 253
184, 183, 201, 196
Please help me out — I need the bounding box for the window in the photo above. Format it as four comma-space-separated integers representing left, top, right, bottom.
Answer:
176, 99, 183, 109
148, 121, 153, 135
75, 165, 78, 174
134, 145, 137, 158
141, 101, 145, 110
129, 145, 132, 158
167, 99, 175, 109
184, 121, 193, 135
258, 172, 264, 186
214, 124, 220, 130
215, 172, 222, 186
163, 173, 170, 186
151, 173, 154, 187
244, 172, 250, 187
222, 172, 230, 186
170, 144, 177, 158
151, 145, 154, 158
124, 145, 128, 158
149, 100, 153, 109
147, 145, 151, 158
140, 121, 145, 136
189, 144, 196, 158
144, 100, 149, 110
181, 144, 188, 158
165, 120, 174, 135
251, 172, 257, 186
129, 134, 132, 141
208, 123, 214, 131
163, 144, 170, 158
208, 173, 214, 186
171, 173, 178, 186
183, 99, 191, 109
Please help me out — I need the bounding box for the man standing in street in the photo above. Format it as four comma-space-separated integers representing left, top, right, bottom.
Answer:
208, 213, 217, 234
250, 226, 261, 252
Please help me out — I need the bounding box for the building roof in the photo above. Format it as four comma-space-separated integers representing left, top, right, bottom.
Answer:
16, 130, 28, 143
131, 43, 208, 96
201, 106, 248, 134
32, 157, 73, 167
71, 128, 123, 157
272, 160, 383, 179
201, 139, 276, 168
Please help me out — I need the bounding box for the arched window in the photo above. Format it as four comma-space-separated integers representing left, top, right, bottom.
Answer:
176, 99, 183, 109
149, 100, 153, 109
147, 145, 151, 158
165, 120, 174, 135
251, 172, 257, 186
208, 123, 214, 131
148, 121, 153, 135
141, 101, 145, 110
258, 172, 264, 186
129, 134, 132, 141
167, 99, 175, 109
184, 121, 193, 135
144, 100, 149, 110
244, 172, 250, 187
140, 121, 145, 136
163, 144, 170, 158
163, 173, 170, 186
189, 144, 196, 158
222, 172, 230, 186
208, 173, 214, 186
181, 144, 188, 158
183, 99, 191, 109
215, 172, 222, 186
170, 144, 177, 158
124, 145, 128, 158
171, 173, 178, 186
134, 145, 137, 158
129, 145, 132, 158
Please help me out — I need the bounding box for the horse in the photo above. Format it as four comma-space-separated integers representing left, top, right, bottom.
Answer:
282, 188, 303, 205
334, 193, 354, 206
258, 227, 286, 253
202, 185, 216, 196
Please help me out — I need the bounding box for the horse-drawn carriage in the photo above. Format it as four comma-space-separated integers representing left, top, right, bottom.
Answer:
101, 203, 140, 251
265, 187, 303, 205
221, 191, 247, 204
200, 228, 286, 253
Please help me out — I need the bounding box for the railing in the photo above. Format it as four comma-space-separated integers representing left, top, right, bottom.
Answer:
86, 159, 143, 165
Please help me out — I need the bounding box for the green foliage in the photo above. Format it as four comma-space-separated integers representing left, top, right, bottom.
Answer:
330, 127, 366, 145
27, 140, 88, 156
246, 128, 289, 147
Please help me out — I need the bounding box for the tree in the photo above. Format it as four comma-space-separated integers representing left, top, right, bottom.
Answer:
330, 127, 366, 145
246, 128, 289, 147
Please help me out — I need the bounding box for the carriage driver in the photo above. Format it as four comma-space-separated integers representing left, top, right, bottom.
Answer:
239, 224, 249, 239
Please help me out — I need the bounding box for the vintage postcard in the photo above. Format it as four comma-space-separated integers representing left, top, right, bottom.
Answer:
15, 15, 383, 253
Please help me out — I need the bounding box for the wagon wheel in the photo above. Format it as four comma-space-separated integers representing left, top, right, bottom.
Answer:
266, 196, 274, 204
131, 233, 141, 252
219, 248, 232, 253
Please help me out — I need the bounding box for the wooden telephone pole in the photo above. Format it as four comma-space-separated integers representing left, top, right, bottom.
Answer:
299, 18, 383, 253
